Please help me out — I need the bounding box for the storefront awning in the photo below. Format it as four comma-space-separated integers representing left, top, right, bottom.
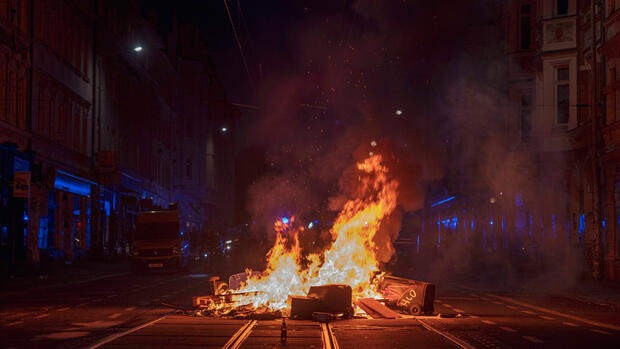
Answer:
54, 170, 96, 197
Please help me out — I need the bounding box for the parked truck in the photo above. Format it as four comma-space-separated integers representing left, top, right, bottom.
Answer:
131, 208, 189, 274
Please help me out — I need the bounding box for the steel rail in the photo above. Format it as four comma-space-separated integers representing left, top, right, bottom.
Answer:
223, 319, 257, 349
320, 322, 340, 349
87, 315, 167, 349
416, 318, 475, 349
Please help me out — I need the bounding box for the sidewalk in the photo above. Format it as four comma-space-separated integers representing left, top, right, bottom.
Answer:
0, 259, 130, 295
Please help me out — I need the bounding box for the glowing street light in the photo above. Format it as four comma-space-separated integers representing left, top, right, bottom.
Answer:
395, 109, 403, 116
133, 46, 143, 52
220, 127, 228, 132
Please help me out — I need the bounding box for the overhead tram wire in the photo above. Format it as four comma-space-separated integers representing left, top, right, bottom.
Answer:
224, 0, 255, 90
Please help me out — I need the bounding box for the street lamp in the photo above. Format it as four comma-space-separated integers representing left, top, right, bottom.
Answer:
220, 127, 228, 132
133, 45, 143, 52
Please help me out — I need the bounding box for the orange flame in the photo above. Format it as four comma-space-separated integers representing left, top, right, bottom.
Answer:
219, 154, 399, 311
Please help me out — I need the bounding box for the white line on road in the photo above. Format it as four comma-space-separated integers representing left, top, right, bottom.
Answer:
491, 301, 503, 305
488, 294, 620, 332
506, 305, 518, 310
124, 307, 136, 312
107, 313, 122, 319
469, 315, 480, 319
57, 307, 71, 312
540, 316, 556, 321
87, 315, 167, 349
521, 310, 536, 315
453, 308, 465, 313
34, 313, 50, 319
5, 321, 24, 326
499, 326, 517, 333
590, 329, 612, 335
562, 322, 579, 327
442, 303, 453, 308
435, 299, 443, 303
522, 335, 544, 344
481, 320, 497, 325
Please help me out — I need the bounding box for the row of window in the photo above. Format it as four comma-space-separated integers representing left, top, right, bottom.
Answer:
0, 55, 28, 130
35, 0, 90, 77
34, 71, 90, 155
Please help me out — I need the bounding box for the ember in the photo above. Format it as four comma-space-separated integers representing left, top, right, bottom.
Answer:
203, 154, 402, 316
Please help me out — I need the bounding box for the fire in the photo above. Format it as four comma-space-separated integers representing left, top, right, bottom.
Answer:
218, 154, 399, 312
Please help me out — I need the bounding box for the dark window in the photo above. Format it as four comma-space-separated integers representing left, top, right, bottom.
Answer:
557, 85, 569, 124
520, 14, 531, 49
557, 67, 569, 81
557, 0, 568, 15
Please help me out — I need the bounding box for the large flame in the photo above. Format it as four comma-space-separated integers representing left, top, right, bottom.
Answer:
219, 154, 399, 312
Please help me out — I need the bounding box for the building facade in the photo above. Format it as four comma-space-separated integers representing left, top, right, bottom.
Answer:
0, 0, 233, 276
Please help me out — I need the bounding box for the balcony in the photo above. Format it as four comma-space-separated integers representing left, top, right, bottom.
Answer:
541, 16, 577, 52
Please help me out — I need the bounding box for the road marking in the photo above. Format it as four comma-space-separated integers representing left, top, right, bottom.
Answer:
124, 307, 136, 312
506, 305, 518, 310
540, 316, 556, 321
590, 329, 611, 335
57, 307, 71, 312
453, 308, 465, 313
480, 297, 490, 301
469, 315, 480, 319
152, 298, 161, 303
107, 313, 122, 319
442, 303, 453, 308
522, 336, 544, 344
521, 310, 536, 315
491, 301, 503, 305
563, 322, 579, 327
320, 322, 340, 349
488, 293, 620, 332
435, 299, 443, 303
481, 320, 496, 325
34, 313, 50, 319
5, 321, 24, 326
499, 326, 517, 333
87, 315, 167, 349
224, 320, 258, 349
417, 319, 476, 349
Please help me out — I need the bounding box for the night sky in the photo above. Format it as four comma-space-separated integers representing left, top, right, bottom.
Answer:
148, 0, 503, 227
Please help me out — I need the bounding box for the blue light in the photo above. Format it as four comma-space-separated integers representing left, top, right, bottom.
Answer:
282, 217, 289, 224
431, 196, 455, 207
203, 253, 208, 258
23, 213, 28, 221
308, 222, 314, 229
53, 170, 94, 197
490, 219, 494, 225
579, 213, 585, 239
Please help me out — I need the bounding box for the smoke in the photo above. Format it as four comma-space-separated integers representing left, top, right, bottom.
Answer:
241, 1, 444, 263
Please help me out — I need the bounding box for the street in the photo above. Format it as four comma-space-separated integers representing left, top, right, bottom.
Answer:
2, 267, 619, 349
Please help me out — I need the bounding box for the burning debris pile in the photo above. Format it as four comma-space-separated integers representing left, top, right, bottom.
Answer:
193, 155, 434, 319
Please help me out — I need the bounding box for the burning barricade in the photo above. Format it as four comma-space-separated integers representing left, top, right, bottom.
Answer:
192, 155, 435, 320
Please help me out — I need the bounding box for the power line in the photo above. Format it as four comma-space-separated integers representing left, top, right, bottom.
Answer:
223, 0, 254, 89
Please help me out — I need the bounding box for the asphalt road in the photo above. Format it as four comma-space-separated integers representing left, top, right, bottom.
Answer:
1, 267, 620, 348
